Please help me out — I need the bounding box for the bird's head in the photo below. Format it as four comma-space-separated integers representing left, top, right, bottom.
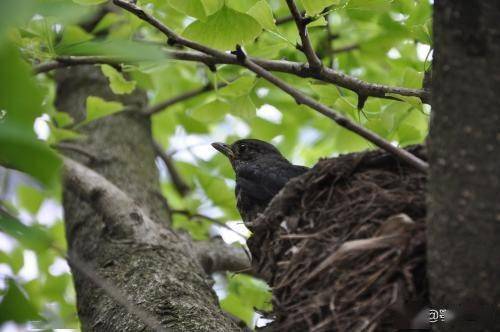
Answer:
212, 139, 285, 164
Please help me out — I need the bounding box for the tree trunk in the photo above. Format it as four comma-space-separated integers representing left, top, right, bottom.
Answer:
428, 1, 500, 330
55, 66, 239, 331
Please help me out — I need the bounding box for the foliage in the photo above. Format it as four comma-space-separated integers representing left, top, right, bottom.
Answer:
0, 0, 432, 329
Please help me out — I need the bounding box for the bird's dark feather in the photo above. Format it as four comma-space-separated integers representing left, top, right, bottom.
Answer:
212, 138, 309, 227
235, 158, 308, 223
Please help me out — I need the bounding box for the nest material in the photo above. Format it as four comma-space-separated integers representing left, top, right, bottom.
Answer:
248, 146, 428, 332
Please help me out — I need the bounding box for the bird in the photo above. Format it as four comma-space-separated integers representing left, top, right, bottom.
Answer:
212, 139, 309, 228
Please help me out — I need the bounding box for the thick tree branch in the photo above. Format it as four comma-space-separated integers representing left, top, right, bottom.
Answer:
113, 0, 428, 172
286, 0, 322, 69
62, 157, 169, 244
67, 252, 167, 332
153, 140, 190, 196
193, 239, 251, 274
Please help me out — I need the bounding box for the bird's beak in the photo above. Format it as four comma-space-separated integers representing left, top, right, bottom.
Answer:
212, 142, 235, 159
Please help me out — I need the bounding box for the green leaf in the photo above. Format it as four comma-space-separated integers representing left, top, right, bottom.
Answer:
201, 0, 224, 15
92, 12, 121, 34
308, 16, 328, 27
247, 0, 276, 31
168, 0, 207, 21
386, 93, 423, 111
57, 25, 93, 48
17, 185, 45, 215
219, 76, 256, 97
221, 273, 272, 326
300, 0, 340, 16
72, 0, 107, 5
220, 293, 255, 327
0, 216, 53, 252
57, 40, 166, 62
49, 110, 74, 127
0, 125, 61, 187
310, 83, 341, 105
402, 68, 423, 89
101, 65, 137, 95
47, 122, 84, 144
0, 279, 40, 324
397, 123, 423, 146
183, 6, 262, 50
346, 0, 391, 12
189, 98, 230, 122
81, 96, 123, 126
0, 41, 61, 186
230, 95, 256, 119
172, 213, 210, 240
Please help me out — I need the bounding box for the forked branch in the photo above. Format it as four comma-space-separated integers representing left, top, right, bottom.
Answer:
113, 0, 428, 172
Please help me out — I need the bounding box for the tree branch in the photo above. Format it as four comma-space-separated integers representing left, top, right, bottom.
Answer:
193, 238, 251, 274
67, 252, 167, 332
153, 140, 190, 197
33, 51, 429, 104
113, 0, 428, 172
145, 81, 227, 115
33, 56, 122, 74
62, 157, 169, 244
164, 49, 429, 103
171, 209, 247, 240
286, 0, 322, 69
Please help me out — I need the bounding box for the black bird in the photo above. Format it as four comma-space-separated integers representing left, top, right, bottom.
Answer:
212, 139, 309, 228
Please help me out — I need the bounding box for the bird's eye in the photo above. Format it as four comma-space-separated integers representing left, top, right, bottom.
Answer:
239, 144, 247, 153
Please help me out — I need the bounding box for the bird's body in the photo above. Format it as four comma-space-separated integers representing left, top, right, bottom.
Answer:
212, 139, 309, 227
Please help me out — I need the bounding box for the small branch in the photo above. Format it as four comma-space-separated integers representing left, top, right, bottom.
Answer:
286, 0, 323, 70
144, 81, 227, 116
113, 0, 428, 172
53, 143, 99, 163
153, 140, 190, 197
34, 56, 123, 74
333, 43, 359, 54
193, 238, 251, 274
275, 14, 294, 25
171, 209, 247, 240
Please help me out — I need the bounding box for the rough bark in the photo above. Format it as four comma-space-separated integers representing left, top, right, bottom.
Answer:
56, 66, 240, 331
428, 1, 500, 330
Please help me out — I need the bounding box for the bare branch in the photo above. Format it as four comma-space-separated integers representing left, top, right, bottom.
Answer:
113, 0, 428, 172
34, 56, 122, 74
333, 43, 359, 53
275, 14, 294, 25
171, 209, 247, 240
286, 0, 322, 69
145, 81, 227, 115
153, 141, 190, 196
33, 50, 429, 104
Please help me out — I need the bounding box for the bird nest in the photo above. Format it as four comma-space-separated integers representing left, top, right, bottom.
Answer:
247, 146, 428, 331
